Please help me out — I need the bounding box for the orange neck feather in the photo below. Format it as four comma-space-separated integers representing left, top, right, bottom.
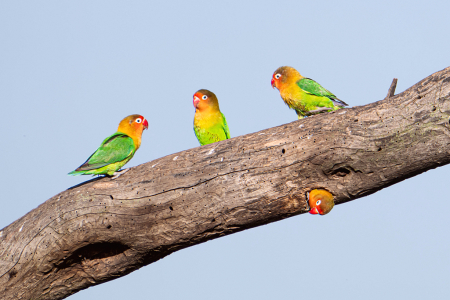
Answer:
117, 120, 144, 150
279, 67, 303, 92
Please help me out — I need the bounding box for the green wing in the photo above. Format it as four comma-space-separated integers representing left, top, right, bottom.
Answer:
297, 78, 347, 106
297, 78, 336, 98
74, 133, 135, 171
221, 113, 230, 139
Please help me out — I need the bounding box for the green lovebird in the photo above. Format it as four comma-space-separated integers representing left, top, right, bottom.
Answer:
271, 66, 348, 119
193, 89, 230, 146
69, 114, 148, 177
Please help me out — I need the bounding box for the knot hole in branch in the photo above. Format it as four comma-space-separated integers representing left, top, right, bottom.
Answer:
329, 166, 359, 178
56, 242, 130, 270
331, 168, 351, 177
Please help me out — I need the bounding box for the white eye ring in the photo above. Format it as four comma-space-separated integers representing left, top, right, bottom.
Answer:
202, 95, 208, 100
316, 200, 321, 206
275, 74, 281, 79
135, 118, 142, 123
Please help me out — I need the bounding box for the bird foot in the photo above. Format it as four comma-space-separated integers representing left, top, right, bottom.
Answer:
111, 168, 130, 179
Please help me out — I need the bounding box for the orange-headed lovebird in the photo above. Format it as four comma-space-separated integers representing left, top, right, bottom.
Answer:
271, 66, 348, 119
193, 89, 230, 146
308, 189, 335, 215
69, 114, 148, 177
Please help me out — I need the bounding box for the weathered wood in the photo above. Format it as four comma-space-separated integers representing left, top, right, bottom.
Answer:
1, 67, 450, 299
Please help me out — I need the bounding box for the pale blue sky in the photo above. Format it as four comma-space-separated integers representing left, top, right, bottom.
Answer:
1, 1, 449, 299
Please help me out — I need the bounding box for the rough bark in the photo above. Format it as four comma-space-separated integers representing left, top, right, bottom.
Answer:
2, 67, 450, 299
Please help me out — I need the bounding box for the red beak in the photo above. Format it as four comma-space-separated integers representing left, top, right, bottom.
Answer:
193, 96, 200, 108
143, 119, 149, 130
271, 78, 275, 88
309, 207, 319, 215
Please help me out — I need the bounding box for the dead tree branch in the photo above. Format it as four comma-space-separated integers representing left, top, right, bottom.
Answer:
1, 67, 450, 299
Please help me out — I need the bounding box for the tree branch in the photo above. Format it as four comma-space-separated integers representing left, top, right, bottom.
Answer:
2, 67, 450, 299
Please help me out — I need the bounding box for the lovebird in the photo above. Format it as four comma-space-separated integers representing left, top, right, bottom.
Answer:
69, 114, 148, 177
193, 89, 230, 146
308, 189, 335, 215
271, 66, 348, 119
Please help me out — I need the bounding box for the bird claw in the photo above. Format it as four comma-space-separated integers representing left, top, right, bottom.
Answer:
111, 168, 130, 179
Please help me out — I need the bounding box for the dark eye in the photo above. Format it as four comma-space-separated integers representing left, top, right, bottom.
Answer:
202, 95, 208, 100
275, 74, 281, 79
135, 118, 142, 123
316, 200, 321, 206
